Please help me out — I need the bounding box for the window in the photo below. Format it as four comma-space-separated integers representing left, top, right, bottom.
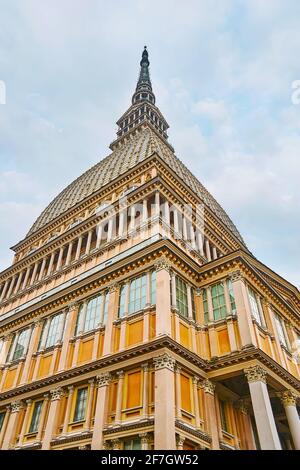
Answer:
118, 284, 128, 318
227, 279, 236, 315
75, 292, 109, 335
211, 283, 226, 321
29, 401, 43, 434
39, 312, 65, 350
274, 313, 289, 349
191, 288, 196, 320
219, 400, 230, 433
203, 290, 209, 324
8, 327, 31, 362
248, 287, 264, 326
0, 411, 5, 432
128, 274, 147, 314
73, 388, 88, 422
123, 438, 141, 450
176, 277, 188, 318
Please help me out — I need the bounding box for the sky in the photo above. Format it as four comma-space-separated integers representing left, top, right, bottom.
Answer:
0, 0, 299, 287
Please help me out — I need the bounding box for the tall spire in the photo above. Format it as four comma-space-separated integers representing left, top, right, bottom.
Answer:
132, 46, 155, 105
110, 46, 170, 150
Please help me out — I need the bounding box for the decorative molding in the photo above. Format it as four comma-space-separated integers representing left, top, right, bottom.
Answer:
50, 387, 64, 401
175, 419, 212, 444
153, 352, 175, 371
10, 400, 24, 413
244, 365, 267, 384
111, 438, 122, 450
279, 390, 299, 407
234, 399, 249, 415
139, 432, 152, 444
176, 434, 185, 447
96, 372, 111, 387
108, 282, 119, 293
230, 270, 243, 283
200, 379, 215, 395
154, 256, 171, 273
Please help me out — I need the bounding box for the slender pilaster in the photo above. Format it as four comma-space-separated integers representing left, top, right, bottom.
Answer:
91, 373, 111, 449
115, 370, 125, 424
153, 353, 176, 449
2, 401, 24, 450
41, 388, 64, 449
62, 386, 74, 435
201, 379, 219, 449
155, 258, 172, 337
36, 394, 50, 442
244, 365, 281, 450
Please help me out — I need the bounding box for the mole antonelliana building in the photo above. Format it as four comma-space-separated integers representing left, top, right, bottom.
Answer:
0, 48, 299, 451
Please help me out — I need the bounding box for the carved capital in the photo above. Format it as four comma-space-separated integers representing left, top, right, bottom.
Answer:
103, 441, 111, 450
111, 438, 122, 450
244, 365, 267, 384
195, 288, 203, 297
96, 372, 111, 387
279, 390, 298, 407
10, 400, 24, 413
108, 282, 119, 293
235, 399, 249, 415
50, 387, 64, 401
141, 362, 149, 372
192, 375, 200, 385
200, 379, 215, 395
139, 432, 151, 444
176, 434, 186, 447
154, 256, 171, 273
230, 270, 243, 283
117, 370, 125, 379
153, 353, 175, 371
68, 301, 79, 312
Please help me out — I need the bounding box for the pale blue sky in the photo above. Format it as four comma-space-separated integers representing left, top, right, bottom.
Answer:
0, 0, 299, 287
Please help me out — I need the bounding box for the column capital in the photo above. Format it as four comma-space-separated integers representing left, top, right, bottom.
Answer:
141, 362, 149, 372
279, 390, 299, 407
111, 438, 122, 450
139, 432, 151, 444
200, 379, 215, 395
176, 434, 186, 446
117, 370, 125, 379
153, 353, 175, 371
234, 399, 249, 415
68, 301, 79, 312
154, 256, 171, 273
195, 288, 203, 297
96, 372, 111, 387
230, 270, 244, 283
108, 282, 119, 293
192, 375, 200, 385
244, 365, 267, 384
10, 400, 24, 413
50, 387, 64, 401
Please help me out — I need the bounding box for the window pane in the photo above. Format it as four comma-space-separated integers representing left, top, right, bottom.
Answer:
29, 401, 43, 433
45, 312, 64, 348
74, 388, 88, 422
128, 274, 147, 315
151, 271, 156, 305
248, 288, 262, 326
12, 328, 31, 361
227, 279, 236, 314
274, 314, 288, 348
0, 412, 5, 432
211, 283, 226, 321
84, 294, 103, 332
176, 277, 188, 318
203, 289, 209, 324
118, 285, 127, 318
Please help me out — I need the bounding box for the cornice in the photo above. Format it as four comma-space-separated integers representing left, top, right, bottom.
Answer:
103, 418, 154, 436
51, 431, 92, 447
175, 420, 212, 444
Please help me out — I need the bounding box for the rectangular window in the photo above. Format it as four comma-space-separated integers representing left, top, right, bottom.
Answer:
219, 400, 230, 433
211, 283, 226, 321
203, 289, 209, 324
29, 401, 43, 434
0, 411, 5, 432
248, 288, 263, 326
191, 288, 196, 320
274, 313, 288, 349
10, 327, 31, 362
176, 277, 188, 318
75, 292, 109, 335
128, 274, 147, 314
227, 279, 236, 314
73, 388, 88, 422
45, 312, 65, 348
124, 438, 141, 450
151, 270, 156, 305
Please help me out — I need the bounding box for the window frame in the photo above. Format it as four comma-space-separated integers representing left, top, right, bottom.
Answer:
73, 387, 88, 423
28, 400, 43, 434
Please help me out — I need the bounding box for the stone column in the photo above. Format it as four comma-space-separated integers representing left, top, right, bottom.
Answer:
235, 400, 256, 450
115, 370, 125, 424
46, 252, 55, 276
84, 379, 95, 431
103, 283, 119, 356
175, 365, 182, 419
62, 386, 74, 435
280, 390, 300, 450
153, 353, 176, 449
139, 432, 151, 450
96, 223, 103, 248
58, 302, 79, 372
0, 279, 9, 301
201, 379, 219, 449
17, 399, 33, 446
2, 401, 24, 450
42, 387, 64, 450
56, 246, 64, 271
91, 372, 111, 450
205, 240, 211, 261
142, 363, 149, 419
244, 365, 281, 450
6, 275, 16, 298
38, 257, 47, 281
65, 241, 73, 265
231, 271, 257, 348
193, 376, 201, 429
75, 236, 83, 261
155, 258, 172, 337
36, 394, 50, 442
14, 271, 23, 294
